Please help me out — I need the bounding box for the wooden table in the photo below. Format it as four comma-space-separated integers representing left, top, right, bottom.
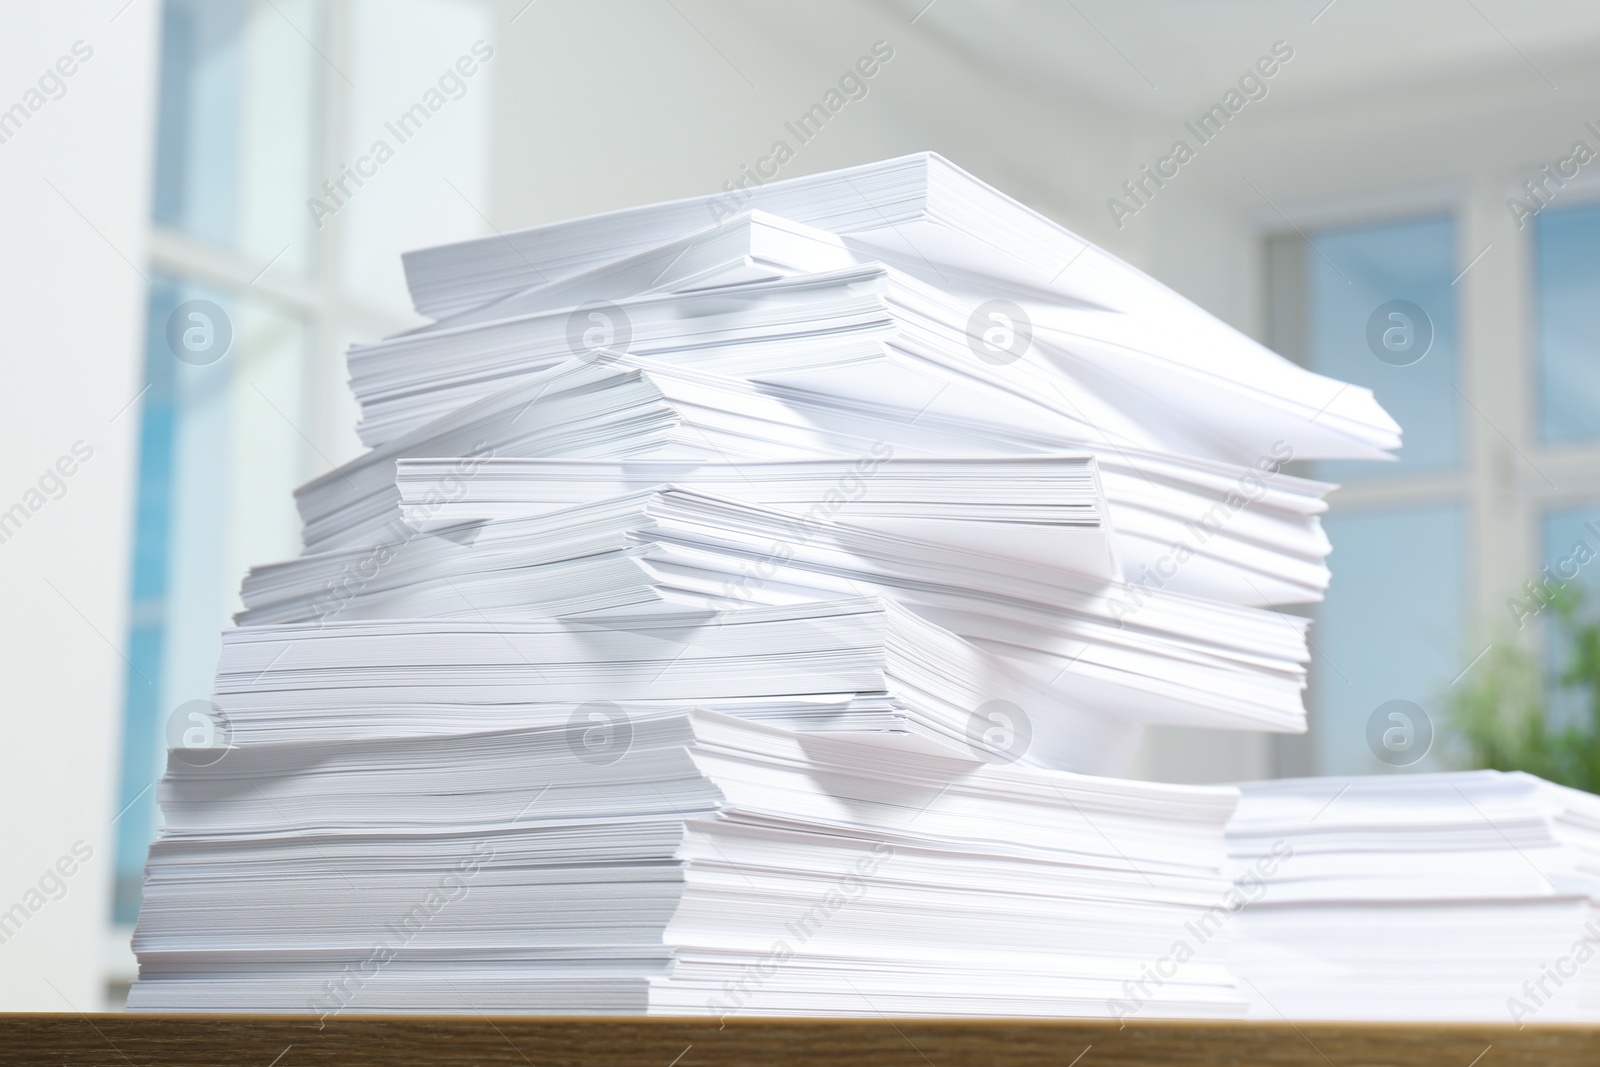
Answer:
1, 1016, 1596, 1066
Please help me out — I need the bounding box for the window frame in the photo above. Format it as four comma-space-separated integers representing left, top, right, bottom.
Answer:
1261, 183, 1600, 777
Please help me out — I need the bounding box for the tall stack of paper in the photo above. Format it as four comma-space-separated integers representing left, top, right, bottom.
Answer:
129, 153, 1395, 1015
1227, 771, 1600, 1023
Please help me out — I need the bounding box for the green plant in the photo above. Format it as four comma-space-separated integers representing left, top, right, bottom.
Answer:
1448, 586, 1600, 792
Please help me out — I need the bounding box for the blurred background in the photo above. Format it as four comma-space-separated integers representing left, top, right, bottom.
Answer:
4, 0, 1600, 1010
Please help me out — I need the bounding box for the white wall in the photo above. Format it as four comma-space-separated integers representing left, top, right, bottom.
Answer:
483, 0, 1141, 243
0, 1, 160, 1009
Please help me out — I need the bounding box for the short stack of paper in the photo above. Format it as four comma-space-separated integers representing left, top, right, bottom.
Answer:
134, 708, 1244, 1015
129, 153, 1396, 1015
1227, 771, 1600, 1023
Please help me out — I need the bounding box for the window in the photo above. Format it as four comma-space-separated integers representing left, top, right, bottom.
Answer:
1269, 197, 1600, 778
1527, 206, 1600, 750
1267, 215, 1467, 775
113, 0, 326, 927
114, 276, 311, 922
1306, 216, 1461, 483
1535, 203, 1600, 444
1312, 506, 1466, 774
1540, 506, 1600, 730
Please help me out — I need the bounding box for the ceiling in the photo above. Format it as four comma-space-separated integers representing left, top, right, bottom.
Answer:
889, 0, 1600, 121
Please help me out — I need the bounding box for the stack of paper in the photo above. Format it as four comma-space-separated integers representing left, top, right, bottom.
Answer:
398, 157, 1397, 463
249, 484, 1307, 735
1227, 771, 1600, 1023
130, 153, 1396, 1015
132, 710, 1243, 1016
296, 352, 1335, 605
205, 596, 1151, 770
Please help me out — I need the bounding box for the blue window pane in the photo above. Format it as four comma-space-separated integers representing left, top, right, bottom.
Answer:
116, 271, 312, 924
1539, 507, 1600, 602
1540, 506, 1600, 730
1535, 203, 1600, 443
152, 0, 247, 244
152, 0, 321, 270
1306, 216, 1461, 482
115, 623, 164, 923
115, 275, 186, 923
1313, 506, 1466, 774
114, 273, 241, 924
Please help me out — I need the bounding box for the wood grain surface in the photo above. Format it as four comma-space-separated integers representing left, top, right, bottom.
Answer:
0, 1015, 1594, 1067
